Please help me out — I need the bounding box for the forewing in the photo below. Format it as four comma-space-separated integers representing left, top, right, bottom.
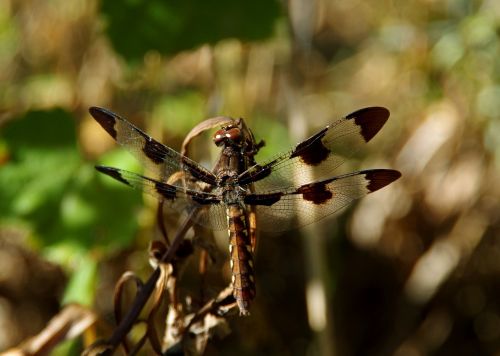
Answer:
238, 107, 390, 191
89, 107, 217, 187
244, 169, 401, 232
96, 166, 227, 230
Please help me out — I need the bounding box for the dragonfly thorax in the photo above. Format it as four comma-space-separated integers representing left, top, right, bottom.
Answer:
222, 185, 246, 205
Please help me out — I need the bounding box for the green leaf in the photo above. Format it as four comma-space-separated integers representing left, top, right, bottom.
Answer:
61, 252, 98, 306
0, 109, 79, 222
2, 108, 77, 149
99, 0, 282, 61
0, 109, 142, 253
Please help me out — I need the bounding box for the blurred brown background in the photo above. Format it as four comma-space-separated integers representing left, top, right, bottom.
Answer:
1, 0, 499, 355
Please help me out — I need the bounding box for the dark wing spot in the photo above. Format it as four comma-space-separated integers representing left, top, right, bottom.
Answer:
290, 128, 330, 166
89, 107, 118, 139
154, 181, 177, 200
244, 192, 283, 206
296, 182, 333, 205
238, 164, 272, 185
181, 157, 217, 186
346, 107, 390, 142
95, 166, 131, 186
190, 193, 221, 205
143, 138, 169, 165
365, 169, 401, 192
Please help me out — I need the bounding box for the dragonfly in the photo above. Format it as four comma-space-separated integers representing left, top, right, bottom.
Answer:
90, 106, 401, 316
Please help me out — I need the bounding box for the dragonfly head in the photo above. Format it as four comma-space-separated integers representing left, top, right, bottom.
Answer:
213, 126, 242, 147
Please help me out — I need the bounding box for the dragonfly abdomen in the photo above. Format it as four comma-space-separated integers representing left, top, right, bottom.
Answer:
226, 204, 255, 316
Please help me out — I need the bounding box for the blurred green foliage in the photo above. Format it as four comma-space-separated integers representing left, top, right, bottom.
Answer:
152, 90, 207, 135
100, 0, 282, 61
0, 109, 141, 256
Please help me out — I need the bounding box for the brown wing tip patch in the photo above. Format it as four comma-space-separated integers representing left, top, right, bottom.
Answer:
95, 165, 131, 186
89, 106, 118, 139
346, 107, 390, 142
365, 169, 401, 192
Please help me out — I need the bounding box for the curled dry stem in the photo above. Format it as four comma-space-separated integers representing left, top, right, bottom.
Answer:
83, 209, 197, 355
113, 271, 144, 353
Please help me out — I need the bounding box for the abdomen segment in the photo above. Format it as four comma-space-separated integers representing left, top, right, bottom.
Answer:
227, 205, 255, 315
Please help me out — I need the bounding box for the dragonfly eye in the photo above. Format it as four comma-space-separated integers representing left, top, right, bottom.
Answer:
225, 128, 241, 142
213, 129, 226, 146
214, 128, 242, 146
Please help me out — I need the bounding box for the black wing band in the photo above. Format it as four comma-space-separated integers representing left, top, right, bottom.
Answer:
90, 107, 217, 187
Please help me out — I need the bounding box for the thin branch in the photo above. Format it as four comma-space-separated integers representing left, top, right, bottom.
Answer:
127, 320, 149, 356
4, 304, 97, 355
83, 208, 198, 355
113, 271, 144, 353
